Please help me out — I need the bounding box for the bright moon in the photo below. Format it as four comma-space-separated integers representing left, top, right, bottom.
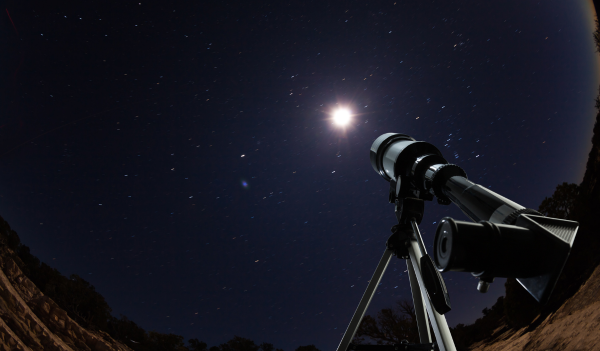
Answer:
333, 109, 351, 126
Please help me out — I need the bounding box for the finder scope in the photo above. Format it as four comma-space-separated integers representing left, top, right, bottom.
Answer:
370, 133, 578, 304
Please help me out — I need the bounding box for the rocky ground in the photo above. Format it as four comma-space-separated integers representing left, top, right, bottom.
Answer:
0, 250, 131, 351
469, 262, 600, 351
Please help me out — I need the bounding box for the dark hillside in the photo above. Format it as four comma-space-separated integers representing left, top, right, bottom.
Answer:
0, 215, 316, 351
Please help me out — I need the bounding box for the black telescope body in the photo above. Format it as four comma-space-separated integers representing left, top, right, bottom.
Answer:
370, 133, 578, 304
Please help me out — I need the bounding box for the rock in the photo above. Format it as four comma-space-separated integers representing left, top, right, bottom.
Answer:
469, 263, 600, 351
0, 253, 132, 351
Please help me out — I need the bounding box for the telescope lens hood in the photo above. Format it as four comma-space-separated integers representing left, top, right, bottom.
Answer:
370, 133, 415, 181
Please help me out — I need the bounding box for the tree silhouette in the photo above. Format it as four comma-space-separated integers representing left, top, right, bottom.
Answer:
449, 296, 505, 351
106, 315, 148, 349
259, 342, 283, 351
218, 336, 259, 351
145, 331, 187, 351
14, 243, 113, 331
189, 339, 208, 351
594, 20, 600, 53
353, 300, 418, 345
537, 182, 579, 220
295, 345, 321, 351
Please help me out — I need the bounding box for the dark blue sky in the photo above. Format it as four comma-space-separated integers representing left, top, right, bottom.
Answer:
0, 0, 598, 350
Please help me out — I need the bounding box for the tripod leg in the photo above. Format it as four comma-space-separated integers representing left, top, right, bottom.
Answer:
407, 239, 456, 351
407, 259, 431, 344
336, 248, 394, 351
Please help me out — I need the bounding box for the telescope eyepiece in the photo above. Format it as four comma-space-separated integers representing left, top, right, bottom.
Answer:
433, 217, 545, 278
434, 219, 456, 270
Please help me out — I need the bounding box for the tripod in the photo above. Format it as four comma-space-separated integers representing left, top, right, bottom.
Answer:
336, 198, 456, 351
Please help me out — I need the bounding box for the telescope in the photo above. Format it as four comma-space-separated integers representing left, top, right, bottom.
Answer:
337, 133, 578, 351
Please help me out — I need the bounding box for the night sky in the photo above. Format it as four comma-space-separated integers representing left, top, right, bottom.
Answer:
1, 0, 599, 350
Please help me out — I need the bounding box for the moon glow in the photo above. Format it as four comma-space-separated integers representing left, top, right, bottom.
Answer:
333, 109, 352, 126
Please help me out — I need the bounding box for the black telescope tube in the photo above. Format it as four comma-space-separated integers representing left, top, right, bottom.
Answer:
434, 217, 546, 278
441, 175, 525, 224
369, 134, 541, 224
